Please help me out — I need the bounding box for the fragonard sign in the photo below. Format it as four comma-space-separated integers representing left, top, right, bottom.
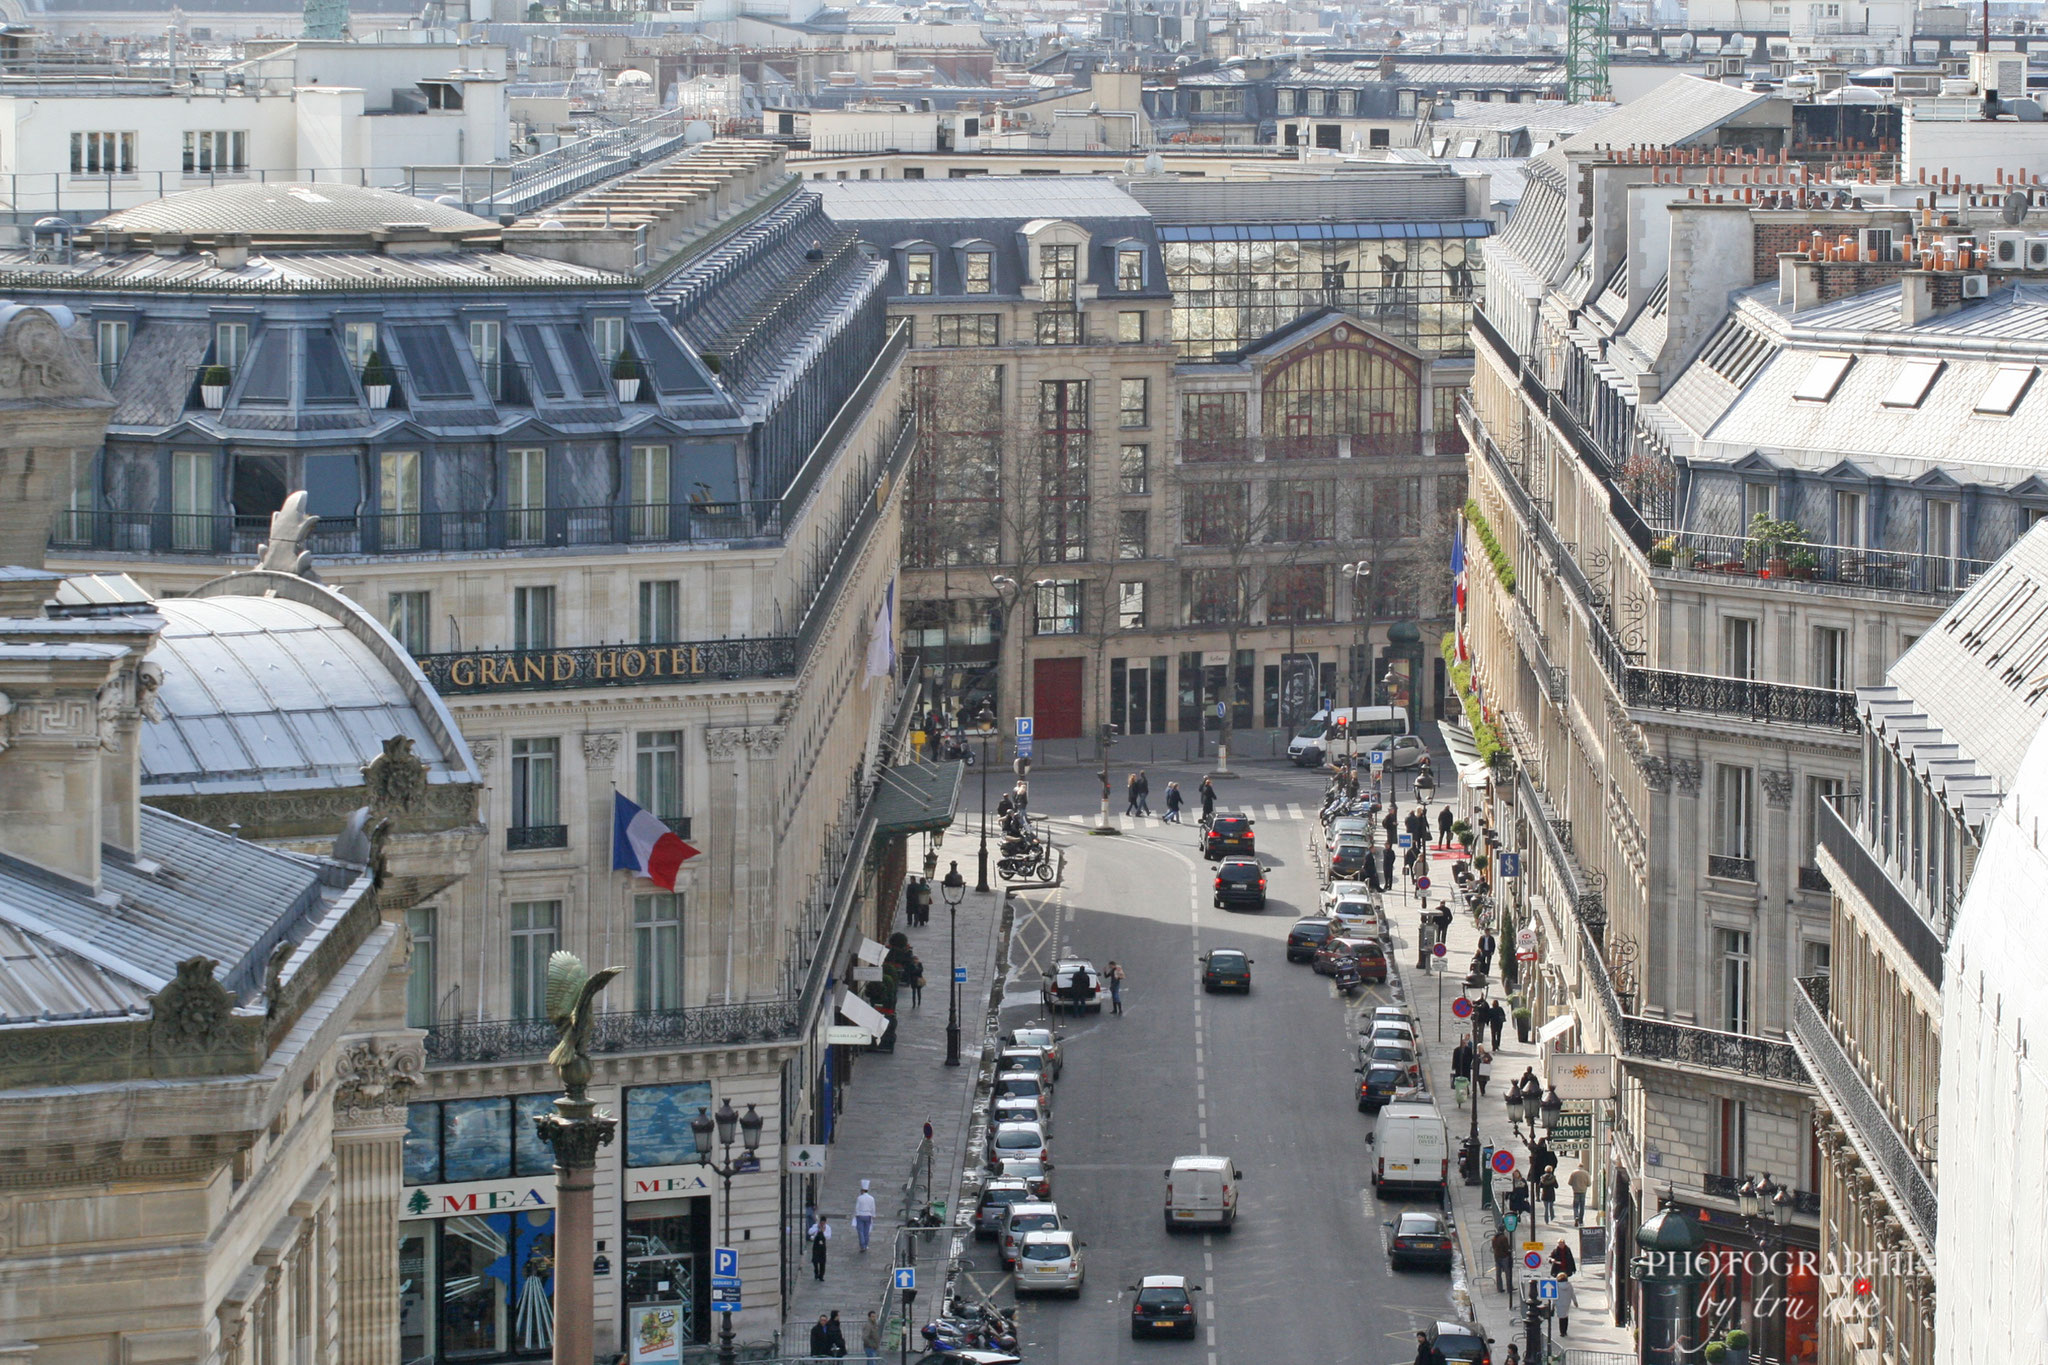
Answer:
402, 1176, 556, 1220
625, 1165, 716, 1201
1546, 1053, 1618, 1100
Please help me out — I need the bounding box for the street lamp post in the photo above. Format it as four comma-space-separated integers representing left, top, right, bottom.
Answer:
1461, 972, 1489, 1185
690, 1098, 765, 1365
1737, 1174, 1795, 1360
973, 703, 995, 893
940, 866, 966, 1066
1342, 561, 1371, 767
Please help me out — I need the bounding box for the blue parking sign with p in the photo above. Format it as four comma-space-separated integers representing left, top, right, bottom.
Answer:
712, 1247, 738, 1279
894, 1267, 916, 1291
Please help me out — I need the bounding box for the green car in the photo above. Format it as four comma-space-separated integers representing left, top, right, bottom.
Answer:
1201, 948, 1252, 993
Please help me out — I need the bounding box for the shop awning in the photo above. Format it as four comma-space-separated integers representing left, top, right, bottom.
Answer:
1537, 1012, 1579, 1045
870, 759, 965, 839
1439, 720, 1494, 790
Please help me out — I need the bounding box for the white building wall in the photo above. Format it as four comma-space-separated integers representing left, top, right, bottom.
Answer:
1935, 729, 2048, 1363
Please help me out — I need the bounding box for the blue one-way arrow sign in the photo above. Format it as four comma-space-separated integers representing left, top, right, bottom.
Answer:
894, 1266, 916, 1291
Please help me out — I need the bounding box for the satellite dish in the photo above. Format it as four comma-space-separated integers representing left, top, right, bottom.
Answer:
1144, 151, 1164, 173
2005, 189, 2030, 225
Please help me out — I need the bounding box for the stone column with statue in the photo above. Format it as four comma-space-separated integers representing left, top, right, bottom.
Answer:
531, 951, 624, 1365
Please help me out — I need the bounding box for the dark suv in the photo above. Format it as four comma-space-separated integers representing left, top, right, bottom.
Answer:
1285, 918, 1333, 962
1203, 814, 1255, 860
1330, 839, 1373, 879
1430, 1321, 1493, 1365
1213, 857, 1266, 909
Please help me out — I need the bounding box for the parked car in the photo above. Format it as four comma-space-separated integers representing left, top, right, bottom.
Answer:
1361, 1037, 1420, 1083
1286, 918, 1334, 962
1356, 1061, 1406, 1112
1321, 879, 1376, 911
1213, 857, 1267, 910
1386, 733, 1431, 771
986, 1120, 1048, 1167
992, 1089, 1051, 1134
1200, 948, 1253, 993
996, 1046, 1054, 1084
1430, 1321, 1494, 1365
1129, 1276, 1201, 1340
1330, 838, 1373, 879
1203, 813, 1255, 859
1341, 935, 1389, 984
973, 1178, 1036, 1239
998, 1200, 1064, 1270
993, 1156, 1052, 1199
1388, 1211, 1455, 1271
1006, 1026, 1062, 1078
1328, 894, 1384, 938
1015, 1230, 1085, 1296
1326, 816, 1372, 853
1045, 960, 1105, 1013
992, 1071, 1051, 1107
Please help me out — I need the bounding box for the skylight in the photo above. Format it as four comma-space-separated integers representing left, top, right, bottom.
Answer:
1792, 353, 1854, 402
1881, 358, 1943, 409
1975, 364, 2038, 415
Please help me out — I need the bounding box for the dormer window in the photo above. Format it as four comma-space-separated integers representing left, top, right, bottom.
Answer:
906, 251, 934, 295
1117, 248, 1144, 292
965, 250, 993, 294
1041, 244, 1078, 304
1277, 88, 1296, 115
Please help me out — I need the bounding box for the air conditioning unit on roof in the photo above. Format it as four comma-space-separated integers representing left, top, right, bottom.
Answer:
1992, 230, 2029, 267
1963, 274, 1991, 298
2028, 236, 2048, 269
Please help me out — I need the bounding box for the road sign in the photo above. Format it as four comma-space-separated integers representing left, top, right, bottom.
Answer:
711, 1275, 741, 1292
1017, 736, 1034, 758
1491, 1149, 1516, 1174
1538, 1278, 1560, 1300
713, 1247, 738, 1279
1016, 717, 1033, 737
1416, 876, 1431, 891
1216, 701, 1226, 718
1398, 832, 1413, 849
953, 966, 968, 983
1524, 1250, 1545, 1271
1499, 852, 1521, 878
1452, 997, 1473, 1019
786, 1145, 828, 1173
1547, 1112, 1593, 1144
711, 1297, 740, 1313
1370, 749, 1387, 767
1432, 942, 1448, 958
894, 1267, 916, 1291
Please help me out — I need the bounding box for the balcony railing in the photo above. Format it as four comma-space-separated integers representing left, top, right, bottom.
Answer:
1517, 766, 1606, 929
1818, 797, 1945, 986
506, 824, 568, 851
1657, 530, 1989, 600
1624, 667, 1860, 732
1798, 864, 1831, 893
49, 502, 785, 559
1707, 853, 1757, 882
1621, 1013, 1808, 1084
1791, 974, 1938, 1244
1700, 1173, 1821, 1217
424, 999, 803, 1066
415, 637, 798, 697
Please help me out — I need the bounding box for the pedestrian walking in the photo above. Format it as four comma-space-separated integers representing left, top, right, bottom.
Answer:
1382, 805, 1400, 845
862, 1310, 882, 1363
1507, 1173, 1530, 1216
1126, 772, 1141, 816
1476, 929, 1497, 976
1554, 1272, 1576, 1336
1135, 770, 1151, 815
808, 1215, 832, 1279
825, 1310, 848, 1358
904, 876, 922, 928
1438, 805, 1455, 847
1550, 1236, 1577, 1280
1381, 843, 1397, 889
1569, 1162, 1592, 1225
1489, 999, 1507, 1049
1414, 1332, 1444, 1365
1475, 1047, 1493, 1096
1539, 1167, 1558, 1222
1107, 960, 1126, 1015
907, 955, 924, 1008
1164, 782, 1183, 823
1451, 1036, 1473, 1082
811, 1315, 834, 1356
1490, 1226, 1512, 1292
853, 1179, 876, 1252
1199, 778, 1217, 827
1504, 1346, 1521, 1365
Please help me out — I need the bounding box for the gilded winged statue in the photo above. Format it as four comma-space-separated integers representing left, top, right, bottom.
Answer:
544, 951, 622, 1101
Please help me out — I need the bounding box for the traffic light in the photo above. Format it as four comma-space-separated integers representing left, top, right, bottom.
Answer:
1100, 722, 1121, 745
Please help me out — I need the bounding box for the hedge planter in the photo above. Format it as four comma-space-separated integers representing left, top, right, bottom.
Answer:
615, 377, 641, 402
199, 364, 230, 410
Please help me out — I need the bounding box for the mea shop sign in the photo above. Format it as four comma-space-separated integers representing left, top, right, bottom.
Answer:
402, 1175, 556, 1220
625, 1165, 716, 1201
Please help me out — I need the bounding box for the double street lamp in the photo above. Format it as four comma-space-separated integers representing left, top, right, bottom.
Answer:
940, 867, 966, 1067
972, 702, 995, 893
1738, 1172, 1795, 1360
690, 1098, 765, 1365
1461, 972, 1489, 1185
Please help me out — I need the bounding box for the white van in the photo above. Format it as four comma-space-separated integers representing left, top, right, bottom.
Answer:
1370, 1102, 1450, 1195
1288, 705, 1411, 766
1163, 1154, 1242, 1230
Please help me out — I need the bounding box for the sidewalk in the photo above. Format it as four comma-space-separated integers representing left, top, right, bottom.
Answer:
783, 883, 1008, 1345
1383, 826, 1635, 1363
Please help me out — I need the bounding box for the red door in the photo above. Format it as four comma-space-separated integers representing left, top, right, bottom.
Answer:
1033, 658, 1084, 739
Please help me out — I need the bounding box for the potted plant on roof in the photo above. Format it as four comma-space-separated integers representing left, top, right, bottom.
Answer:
1787, 545, 1819, 581
1650, 535, 1676, 568
612, 346, 644, 402
1745, 513, 1806, 578
199, 363, 230, 410
361, 347, 396, 409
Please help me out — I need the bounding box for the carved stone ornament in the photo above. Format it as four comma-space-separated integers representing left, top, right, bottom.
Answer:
150, 957, 235, 1050
363, 734, 431, 820
1668, 757, 1703, 796
1641, 756, 1670, 793
705, 725, 787, 759
532, 1102, 618, 1170
332, 1036, 426, 1126
470, 739, 496, 775
581, 732, 620, 768
0, 305, 93, 399
255, 490, 320, 578
1760, 768, 1794, 808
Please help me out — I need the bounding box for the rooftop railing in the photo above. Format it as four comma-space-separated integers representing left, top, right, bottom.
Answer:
1656, 529, 1989, 599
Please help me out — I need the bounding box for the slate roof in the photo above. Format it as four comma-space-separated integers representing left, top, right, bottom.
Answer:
1561, 75, 1775, 152
815, 176, 1150, 222
98, 181, 496, 238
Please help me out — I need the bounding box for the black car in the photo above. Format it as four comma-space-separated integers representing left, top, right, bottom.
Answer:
1430, 1321, 1493, 1365
1285, 918, 1333, 962
1200, 948, 1252, 993
1356, 1061, 1405, 1112
1213, 857, 1267, 909
1203, 814, 1255, 859
1330, 839, 1373, 878
1130, 1277, 1201, 1340
1388, 1211, 1455, 1270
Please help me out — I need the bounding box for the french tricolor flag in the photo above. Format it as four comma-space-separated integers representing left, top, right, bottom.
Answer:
612, 791, 700, 890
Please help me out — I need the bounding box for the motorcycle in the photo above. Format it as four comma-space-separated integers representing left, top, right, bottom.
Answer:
997, 852, 1054, 881
922, 1308, 1019, 1355
1332, 961, 1364, 997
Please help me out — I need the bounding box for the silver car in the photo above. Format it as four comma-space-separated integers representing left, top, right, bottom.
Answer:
1015, 1230, 1085, 1296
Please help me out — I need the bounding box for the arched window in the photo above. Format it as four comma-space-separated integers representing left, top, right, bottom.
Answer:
1260, 328, 1420, 459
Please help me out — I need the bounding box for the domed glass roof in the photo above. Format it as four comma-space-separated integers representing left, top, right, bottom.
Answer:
97, 181, 495, 239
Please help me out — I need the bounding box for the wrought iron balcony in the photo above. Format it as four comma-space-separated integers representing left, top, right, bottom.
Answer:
1655, 529, 1989, 600
1708, 854, 1757, 882
1790, 974, 1937, 1244
424, 999, 803, 1066
506, 824, 569, 851
1818, 798, 1945, 986
1700, 1173, 1821, 1216
1517, 767, 1606, 929
1798, 864, 1831, 893
1620, 1013, 1807, 1084
1624, 667, 1860, 732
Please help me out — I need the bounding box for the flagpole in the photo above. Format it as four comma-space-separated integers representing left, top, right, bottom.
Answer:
608, 783, 619, 984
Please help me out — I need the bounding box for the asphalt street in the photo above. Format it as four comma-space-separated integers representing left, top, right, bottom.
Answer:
955, 753, 1465, 1365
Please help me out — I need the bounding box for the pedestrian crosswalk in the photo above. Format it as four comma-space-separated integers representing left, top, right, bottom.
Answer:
1063, 803, 1308, 830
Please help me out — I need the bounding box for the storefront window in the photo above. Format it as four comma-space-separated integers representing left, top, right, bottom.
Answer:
442, 1099, 515, 1183
625, 1082, 714, 1168
411, 1211, 556, 1360
405, 1095, 561, 1185
625, 1200, 709, 1358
